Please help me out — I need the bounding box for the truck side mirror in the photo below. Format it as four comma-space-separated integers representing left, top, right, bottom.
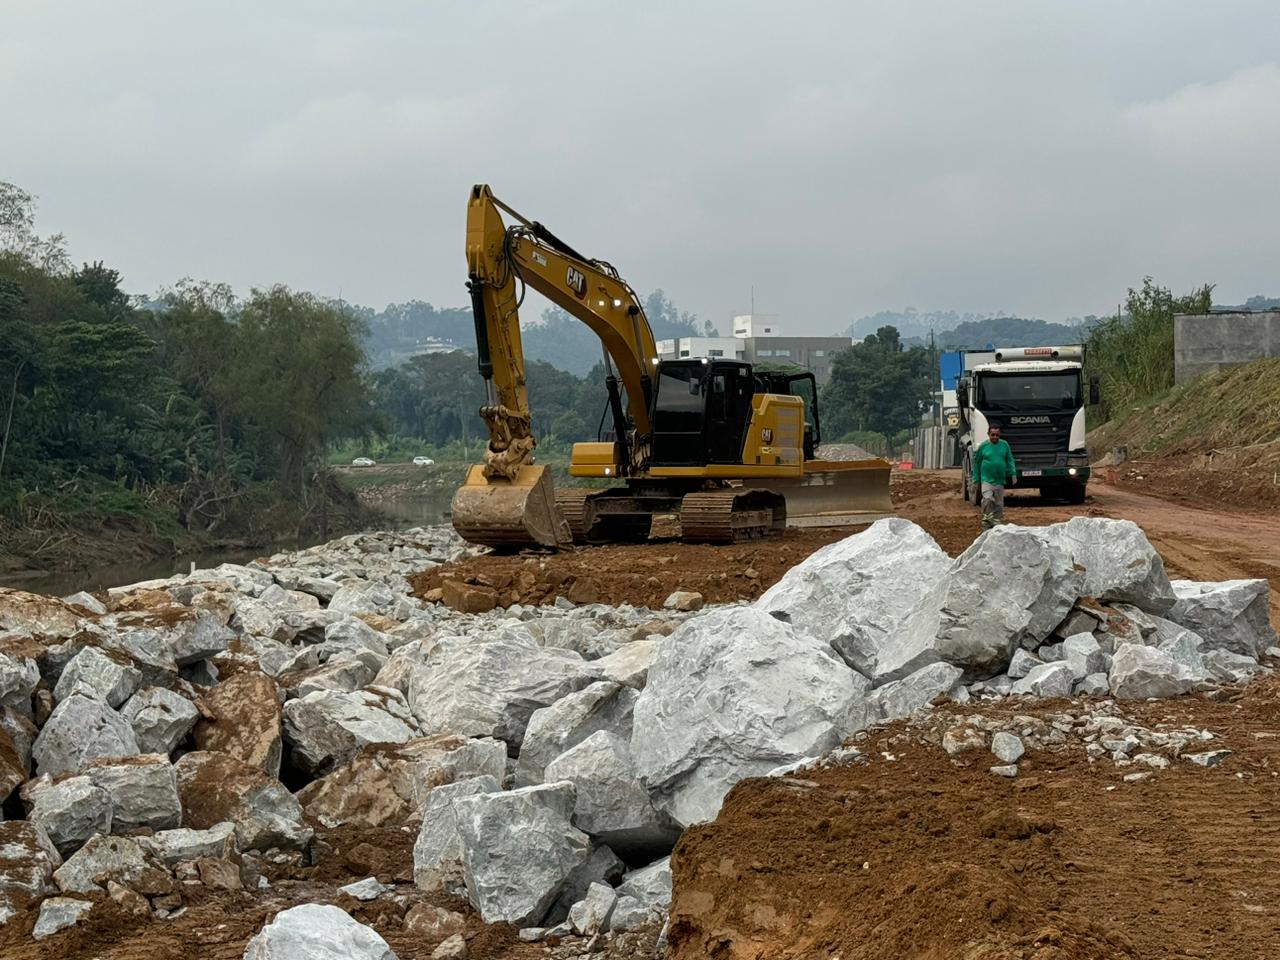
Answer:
957, 383, 969, 408
1089, 376, 1101, 406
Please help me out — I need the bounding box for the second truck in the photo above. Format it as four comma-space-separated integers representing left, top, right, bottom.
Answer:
451, 184, 893, 549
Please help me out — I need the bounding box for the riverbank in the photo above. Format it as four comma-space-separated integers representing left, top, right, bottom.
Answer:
0, 477, 386, 593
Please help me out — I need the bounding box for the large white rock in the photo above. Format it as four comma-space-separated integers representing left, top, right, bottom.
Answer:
243, 903, 399, 960
119, 687, 200, 755
1169, 579, 1277, 658
874, 526, 1083, 684
568, 881, 617, 936
166, 611, 236, 666
408, 636, 595, 751
55, 642, 142, 711
52, 834, 155, 894
0, 651, 41, 714
454, 781, 593, 926
86, 755, 182, 832
33, 693, 140, 777
631, 606, 872, 827
544, 730, 679, 858
32, 896, 94, 939
283, 688, 416, 776
1010, 661, 1075, 698
1037, 517, 1175, 612
1203, 649, 1269, 684
755, 518, 952, 677
0, 821, 63, 912
21, 775, 112, 857
616, 856, 672, 910
1109, 642, 1198, 699
1062, 633, 1107, 679
413, 775, 503, 893
517, 681, 637, 785
591, 639, 662, 689
328, 581, 398, 617
175, 751, 313, 852
873, 662, 965, 721
141, 822, 238, 865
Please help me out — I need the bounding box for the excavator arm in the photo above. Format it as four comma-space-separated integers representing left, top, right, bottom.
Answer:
465, 184, 658, 478
454, 184, 660, 547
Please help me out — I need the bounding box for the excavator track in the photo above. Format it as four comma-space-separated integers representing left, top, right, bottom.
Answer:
679, 489, 787, 543
554, 488, 596, 544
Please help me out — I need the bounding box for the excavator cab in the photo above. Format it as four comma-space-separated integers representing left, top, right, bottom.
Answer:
650, 359, 755, 466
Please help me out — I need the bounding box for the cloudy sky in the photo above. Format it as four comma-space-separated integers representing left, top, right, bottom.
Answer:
3, 1, 1278, 334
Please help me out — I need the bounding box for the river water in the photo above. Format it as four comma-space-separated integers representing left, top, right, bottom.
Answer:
2, 489, 456, 598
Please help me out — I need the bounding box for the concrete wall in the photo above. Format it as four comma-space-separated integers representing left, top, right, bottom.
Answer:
1174, 312, 1280, 384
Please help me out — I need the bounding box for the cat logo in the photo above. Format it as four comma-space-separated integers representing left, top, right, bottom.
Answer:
566, 266, 587, 298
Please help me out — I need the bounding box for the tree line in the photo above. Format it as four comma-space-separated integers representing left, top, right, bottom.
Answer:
0, 182, 372, 541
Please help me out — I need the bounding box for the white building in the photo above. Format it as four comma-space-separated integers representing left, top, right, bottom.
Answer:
655, 336, 743, 360
732, 314, 781, 338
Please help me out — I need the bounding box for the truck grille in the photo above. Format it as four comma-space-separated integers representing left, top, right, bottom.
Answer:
999, 421, 1064, 467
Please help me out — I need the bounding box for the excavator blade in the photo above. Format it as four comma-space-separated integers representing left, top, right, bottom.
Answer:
451, 464, 573, 549
740, 458, 894, 527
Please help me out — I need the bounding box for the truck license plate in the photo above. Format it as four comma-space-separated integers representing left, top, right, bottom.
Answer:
1020, 469, 1042, 477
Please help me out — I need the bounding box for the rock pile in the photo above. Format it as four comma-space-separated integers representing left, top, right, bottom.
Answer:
0, 517, 1272, 955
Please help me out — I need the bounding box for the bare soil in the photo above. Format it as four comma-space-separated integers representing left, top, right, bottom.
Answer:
668, 676, 1280, 960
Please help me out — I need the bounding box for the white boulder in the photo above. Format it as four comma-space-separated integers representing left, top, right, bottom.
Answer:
413, 775, 502, 893
1062, 633, 1107, 679
516, 681, 637, 785
32, 896, 93, 939
53, 646, 142, 708
873, 662, 964, 721
1011, 661, 1075, 698
755, 518, 951, 677
21, 775, 112, 857
243, 903, 399, 960
1169, 579, 1277, 658
874, 526, 1083, 683
454, 781, 592, 926
33, 693, 139, 777
631, 606, 871, 827
408, 636, 595, 751
1038, 517, 1175, 611
283, 688, 417, 776
119, 687, 200, 755
1109, 642, 1198, 699
544, 730, 679, 858
86, 755, 182, 832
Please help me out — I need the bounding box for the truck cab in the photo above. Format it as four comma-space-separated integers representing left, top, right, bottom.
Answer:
957, 346, 1099, 504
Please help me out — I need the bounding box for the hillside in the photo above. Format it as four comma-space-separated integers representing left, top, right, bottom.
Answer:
1088, 357, 1280, 512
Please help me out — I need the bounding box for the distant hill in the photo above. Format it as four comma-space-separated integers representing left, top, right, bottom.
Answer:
937, 315, 1097, 350
848, 308, 993, 340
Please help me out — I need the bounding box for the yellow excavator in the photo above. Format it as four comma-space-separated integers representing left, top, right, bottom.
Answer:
451, 184, 892, 548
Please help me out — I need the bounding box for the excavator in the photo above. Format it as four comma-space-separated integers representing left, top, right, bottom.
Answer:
451, 184, 892, 548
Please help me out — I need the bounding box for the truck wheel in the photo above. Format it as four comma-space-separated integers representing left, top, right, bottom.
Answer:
961, 458, 973, 504
1066, 482, 1087, 505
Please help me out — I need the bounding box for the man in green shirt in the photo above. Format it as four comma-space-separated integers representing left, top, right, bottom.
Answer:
972, 424, 1017, 529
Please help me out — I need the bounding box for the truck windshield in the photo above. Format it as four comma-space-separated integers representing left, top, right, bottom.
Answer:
977, 371, 1081, 411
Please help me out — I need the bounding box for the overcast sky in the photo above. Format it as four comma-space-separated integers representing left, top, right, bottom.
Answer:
3, 1, 1278, 334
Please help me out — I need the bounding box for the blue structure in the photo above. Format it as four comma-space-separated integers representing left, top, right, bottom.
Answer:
938, 350, 964, 391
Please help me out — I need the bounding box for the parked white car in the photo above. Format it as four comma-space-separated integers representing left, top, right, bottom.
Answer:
412, 456, 435, 466
351, 457, 376, 467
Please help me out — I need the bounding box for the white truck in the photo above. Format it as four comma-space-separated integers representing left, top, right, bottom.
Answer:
956, 345, 1099, 505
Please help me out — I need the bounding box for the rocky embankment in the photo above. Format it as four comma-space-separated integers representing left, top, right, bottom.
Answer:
0, 517, 1275, 958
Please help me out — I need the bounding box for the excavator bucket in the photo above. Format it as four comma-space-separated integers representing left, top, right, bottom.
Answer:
451, 464, 573, 549
740, 458, 894, 527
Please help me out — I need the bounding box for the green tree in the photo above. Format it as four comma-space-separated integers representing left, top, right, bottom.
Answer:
820, 325, 932, 437
1086, 278, 1214, 422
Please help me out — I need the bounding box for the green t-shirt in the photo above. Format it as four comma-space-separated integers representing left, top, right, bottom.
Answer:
972, 438, 1017, 487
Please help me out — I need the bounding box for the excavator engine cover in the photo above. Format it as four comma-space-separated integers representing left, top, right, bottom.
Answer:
451, 464, 572, 549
